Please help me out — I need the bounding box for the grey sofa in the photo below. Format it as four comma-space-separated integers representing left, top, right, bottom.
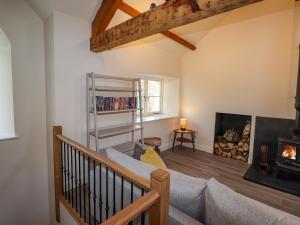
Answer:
101, 148, 300, 225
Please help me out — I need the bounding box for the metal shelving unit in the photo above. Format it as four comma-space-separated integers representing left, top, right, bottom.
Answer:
86, 73, 144, 153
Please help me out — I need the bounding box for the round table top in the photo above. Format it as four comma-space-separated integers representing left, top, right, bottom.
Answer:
142, 137, 162, 146
174, 129, 195, 134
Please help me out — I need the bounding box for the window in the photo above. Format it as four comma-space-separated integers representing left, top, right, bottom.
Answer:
0, 28, 15, 139
140, 78, 163, 114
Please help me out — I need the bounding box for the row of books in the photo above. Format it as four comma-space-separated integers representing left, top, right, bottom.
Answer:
96, 96, 138, 111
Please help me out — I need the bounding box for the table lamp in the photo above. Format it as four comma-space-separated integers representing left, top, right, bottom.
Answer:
180, 118, 187, 131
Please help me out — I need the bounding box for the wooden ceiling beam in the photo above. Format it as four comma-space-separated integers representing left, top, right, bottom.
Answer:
92, 0, 122, 38
118, 1, 196, 50
91, 0, 262, 53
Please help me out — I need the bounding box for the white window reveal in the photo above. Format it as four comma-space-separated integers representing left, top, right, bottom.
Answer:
0, 27, 15, 140
140, 78, 163, 114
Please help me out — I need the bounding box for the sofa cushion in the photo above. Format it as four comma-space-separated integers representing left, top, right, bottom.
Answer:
169, 205, 205, 225
273, 215, 300, 225
132, 143, 146, 160
105, 148, 207, 222
141, 146, 167, 169
205, 178, 292, 225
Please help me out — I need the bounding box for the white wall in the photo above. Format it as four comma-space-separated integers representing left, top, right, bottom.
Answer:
0, 28, 15, 138
0, 0, 49, 224
45, 14, 57, 225
296, 3, 300, 44
291, 3, 300, 88
181, 0, 297, 162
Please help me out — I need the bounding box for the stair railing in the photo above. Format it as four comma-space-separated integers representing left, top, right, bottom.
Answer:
53, 126, 170, 225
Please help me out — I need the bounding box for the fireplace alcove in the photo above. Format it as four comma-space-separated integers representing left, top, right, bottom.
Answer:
214, 113, 252, 162
243, 116, 300, 197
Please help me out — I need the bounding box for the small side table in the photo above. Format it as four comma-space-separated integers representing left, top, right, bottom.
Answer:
172, 129, 196, 152
140, 137, 162, 155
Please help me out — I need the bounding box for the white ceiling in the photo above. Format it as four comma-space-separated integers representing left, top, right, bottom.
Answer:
26, 0, 53, 19
26, 0, 101, 20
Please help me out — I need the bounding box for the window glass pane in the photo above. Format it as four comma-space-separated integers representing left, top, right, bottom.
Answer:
0, 27, 15, 138
148, 80, 161, 96
147, 97, 161, 112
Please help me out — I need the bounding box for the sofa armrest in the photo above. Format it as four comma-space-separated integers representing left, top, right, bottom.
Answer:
169, 205, 204, 225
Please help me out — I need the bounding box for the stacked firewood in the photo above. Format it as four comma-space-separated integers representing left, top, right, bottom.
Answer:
214, 124, 250, 162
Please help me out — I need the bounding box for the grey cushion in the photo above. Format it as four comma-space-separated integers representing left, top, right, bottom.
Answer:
132, 143, 146, 160
105, 148, 207, 222
169, 205, 204, 225
168, 169, 206, 222
205, 178, 300, 225
273, 215, 300, 225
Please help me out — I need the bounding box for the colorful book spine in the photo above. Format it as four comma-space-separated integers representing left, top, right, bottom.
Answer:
96, 96, 138, 112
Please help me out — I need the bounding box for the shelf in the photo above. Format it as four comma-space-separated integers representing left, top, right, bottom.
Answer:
100, 141, 137, 154
89, 86, 141, 92
90, 108, 139, 115
90, 124, 143, 139
176, 137, 194, 143
87, 74, 139, 82
87, 73, 144, 151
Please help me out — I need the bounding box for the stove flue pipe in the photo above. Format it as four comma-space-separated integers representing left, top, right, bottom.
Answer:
295, 45, 300, 137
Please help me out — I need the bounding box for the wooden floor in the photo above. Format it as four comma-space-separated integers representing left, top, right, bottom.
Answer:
161, 146, 300, 217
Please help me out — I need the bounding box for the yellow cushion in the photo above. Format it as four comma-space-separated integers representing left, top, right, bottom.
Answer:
140, 147, 167, 169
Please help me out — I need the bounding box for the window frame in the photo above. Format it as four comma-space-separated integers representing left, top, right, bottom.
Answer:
140, 78, 164, 115
0, 27, 16, 140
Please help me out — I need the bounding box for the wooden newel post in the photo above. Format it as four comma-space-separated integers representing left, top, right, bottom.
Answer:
149, 169, 170, 225
53, 126, 62, 223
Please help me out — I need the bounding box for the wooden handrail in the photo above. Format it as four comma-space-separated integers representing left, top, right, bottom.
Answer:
53, 126, 170, 225
102, 190, 159, 225
56, 134, 150, 190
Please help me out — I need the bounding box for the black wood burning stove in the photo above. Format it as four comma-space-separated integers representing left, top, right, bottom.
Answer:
276, 138, 300, 172
276, 46, 300, 174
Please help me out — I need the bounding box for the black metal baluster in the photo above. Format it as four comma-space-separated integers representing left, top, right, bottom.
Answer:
141, 188, 144, 197
88, 157, 91, 224
75, 148, 78, 212
83, 154, 86, 222
141, 188, 145, 225
113, 172, 116, 215
121, 177, 124, 210
67, 143, 70, 202
71, 146, 74, 207
141, 211, 145, 225
128, 181, 134, 225
63, 142, 67, 197
99, 163, 102, 224
79, 151, 82, 217
93, 160, 96, 225
130, 182, 134, 203
105, 167, 109, 220
61, 141, 64, 194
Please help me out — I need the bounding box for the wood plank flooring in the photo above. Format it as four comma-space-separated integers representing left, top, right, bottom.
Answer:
161, 146, 300, 217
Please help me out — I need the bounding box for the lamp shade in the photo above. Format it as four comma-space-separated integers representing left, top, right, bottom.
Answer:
180, 118, 187, 130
